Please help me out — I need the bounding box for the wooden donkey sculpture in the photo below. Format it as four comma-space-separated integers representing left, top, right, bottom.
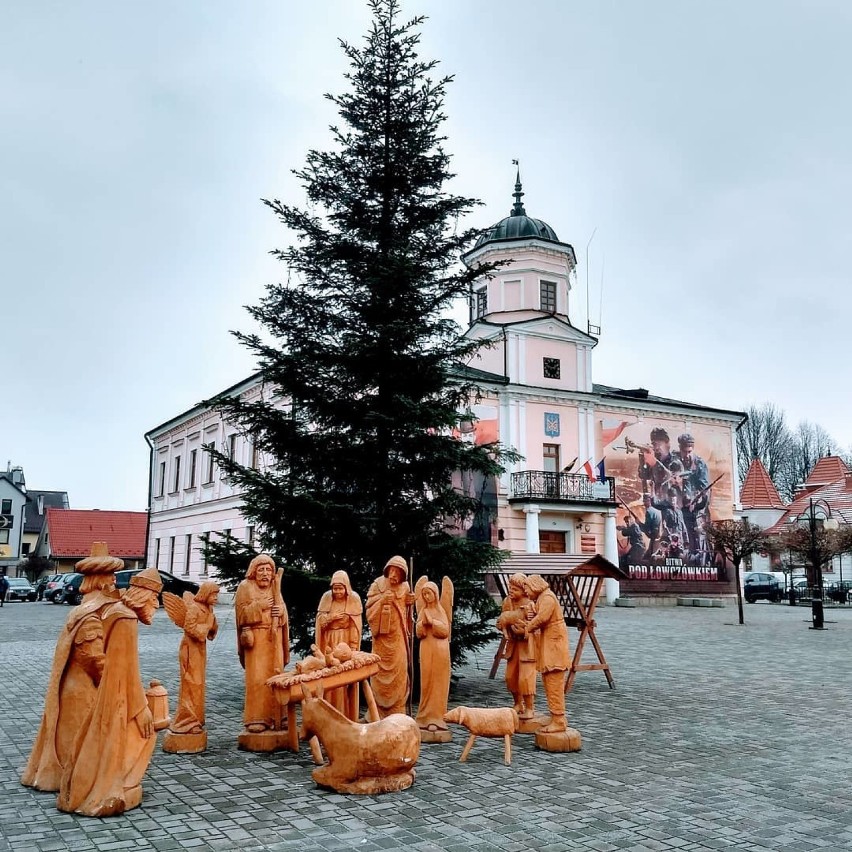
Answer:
300, 682, 420, 794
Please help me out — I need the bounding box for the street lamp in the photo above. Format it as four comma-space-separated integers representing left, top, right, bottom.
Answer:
797, 498, 838, 630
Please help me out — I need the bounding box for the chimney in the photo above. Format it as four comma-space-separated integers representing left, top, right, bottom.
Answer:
38, 495, 44, 515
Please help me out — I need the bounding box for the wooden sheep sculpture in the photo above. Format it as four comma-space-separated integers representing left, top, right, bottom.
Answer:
443, 706, 519, 766
300, 682, 420, 794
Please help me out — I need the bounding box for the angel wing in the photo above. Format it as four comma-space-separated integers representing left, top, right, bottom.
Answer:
440, 576, 454, 638
414, 575, 429, 614
162, 591, 187, 629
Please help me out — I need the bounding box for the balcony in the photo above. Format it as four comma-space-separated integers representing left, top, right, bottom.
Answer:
509, 470, 616, 505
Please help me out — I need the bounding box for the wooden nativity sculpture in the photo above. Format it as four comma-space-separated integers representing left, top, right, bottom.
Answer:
413, 575, 453, 743
161, 582, 220, 753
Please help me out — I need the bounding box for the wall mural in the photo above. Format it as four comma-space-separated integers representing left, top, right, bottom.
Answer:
604, 419, 735, 584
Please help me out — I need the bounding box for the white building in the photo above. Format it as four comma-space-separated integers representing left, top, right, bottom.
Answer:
145, 180, 744, 601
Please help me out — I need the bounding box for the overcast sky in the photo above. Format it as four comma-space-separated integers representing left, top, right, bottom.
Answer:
4, 1, 851, 510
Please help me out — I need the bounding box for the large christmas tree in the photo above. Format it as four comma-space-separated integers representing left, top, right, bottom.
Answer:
208, 0, 514, 662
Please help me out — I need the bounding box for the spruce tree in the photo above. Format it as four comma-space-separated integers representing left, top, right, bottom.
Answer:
208, 0, 514, 662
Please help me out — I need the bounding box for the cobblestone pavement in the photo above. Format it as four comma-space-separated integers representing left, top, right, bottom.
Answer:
2, 598, 852, 852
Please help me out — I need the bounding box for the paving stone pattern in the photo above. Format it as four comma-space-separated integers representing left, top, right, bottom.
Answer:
2, 598, 851, 851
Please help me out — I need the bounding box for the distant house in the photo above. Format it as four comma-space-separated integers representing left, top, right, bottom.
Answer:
737, 458, 787, 574
0, 465, 28, 576
22, 490, 70, 559
762, 456, 852, 583
39, 508, 147, 573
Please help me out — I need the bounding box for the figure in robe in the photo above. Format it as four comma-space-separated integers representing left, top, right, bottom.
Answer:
22, 541, 121, 792
414, 576, 453, 738
366, 555, 415, 717
162, 582, 219, 736
495, 572, 537, 720
523, 575, 571, 734
315, 571, 362, 714
235, 554, 289, 735
57, 567, 163, 817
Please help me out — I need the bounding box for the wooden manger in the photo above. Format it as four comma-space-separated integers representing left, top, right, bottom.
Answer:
487, 553, 628, 693
267, 652, 382, 755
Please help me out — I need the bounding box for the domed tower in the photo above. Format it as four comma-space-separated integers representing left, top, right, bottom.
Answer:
462, 169, 596, 392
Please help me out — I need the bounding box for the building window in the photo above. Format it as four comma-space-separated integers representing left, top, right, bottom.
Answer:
247, 526, 255, 548
475, 288, 487, 318
157, 461, 166, 497
228, 434, 237, 461
203, 443, 215, 484
542, 443, 560, 473
200, 533, 209, 576
250, 438, 260, 470
21, 542, 31, 555
184, 534, 192, 576
1, 499, 11, 514
187, 449, 197, 488
172, 456, 181, 493
540, 280, 557, 313
168, 536, 175, 573
543, 357, 561, 379
0, 529, 8, 545
154, 538, 161, 569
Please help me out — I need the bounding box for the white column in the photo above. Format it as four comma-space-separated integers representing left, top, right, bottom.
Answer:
603, 509, 620, 603
524, 505, 541, 553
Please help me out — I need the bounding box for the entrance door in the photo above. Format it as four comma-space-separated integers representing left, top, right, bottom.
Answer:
539, 531, 567, 553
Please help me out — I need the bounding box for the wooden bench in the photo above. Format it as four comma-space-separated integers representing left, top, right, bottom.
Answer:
487, 553, 628, 693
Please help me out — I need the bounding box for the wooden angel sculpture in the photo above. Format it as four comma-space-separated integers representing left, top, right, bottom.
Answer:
162, 582, 219, 753
413, 575, 453, 743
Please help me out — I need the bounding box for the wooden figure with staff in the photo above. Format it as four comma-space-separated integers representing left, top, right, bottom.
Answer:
234, 553, 290, 751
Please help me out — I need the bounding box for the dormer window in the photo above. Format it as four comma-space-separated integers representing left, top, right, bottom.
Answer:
543, 357, 561, 379
475, 287, 487, 318
540, 281, 557, 313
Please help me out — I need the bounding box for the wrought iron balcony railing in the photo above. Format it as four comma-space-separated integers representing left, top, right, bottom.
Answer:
509, 470, 616, 504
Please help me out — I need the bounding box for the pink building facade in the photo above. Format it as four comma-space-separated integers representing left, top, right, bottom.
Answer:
145, 176, 744, 601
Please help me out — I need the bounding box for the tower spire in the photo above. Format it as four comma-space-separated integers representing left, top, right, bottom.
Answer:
510, 159, 526, 216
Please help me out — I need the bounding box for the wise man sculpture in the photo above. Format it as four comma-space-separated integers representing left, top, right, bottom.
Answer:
22, 542, 121, 792
162, 582, 219, 753
57, 566, 164, 816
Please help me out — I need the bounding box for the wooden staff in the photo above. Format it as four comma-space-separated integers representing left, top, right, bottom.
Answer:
271, 567, 285, 729
406, 555, 415, 718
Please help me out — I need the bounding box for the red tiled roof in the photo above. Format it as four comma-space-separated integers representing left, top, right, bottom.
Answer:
765, 474, 852, 534
804, 455, 849, 488
46, 508, 147, 558
740, 458, 786, 510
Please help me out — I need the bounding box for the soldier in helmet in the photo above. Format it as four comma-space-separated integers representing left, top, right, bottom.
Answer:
638, 427, 684, 500
673, 433, 711, 557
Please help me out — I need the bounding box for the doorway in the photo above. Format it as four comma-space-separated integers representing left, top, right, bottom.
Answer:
539, 530, 567, 554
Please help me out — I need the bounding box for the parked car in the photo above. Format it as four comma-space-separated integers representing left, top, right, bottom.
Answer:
5, 577, 37, 602
825, 581, 852, 603
43, 574, 70, 603
59, 573, 85, 606
114, 569, 199, 603
744, 571, 783, 603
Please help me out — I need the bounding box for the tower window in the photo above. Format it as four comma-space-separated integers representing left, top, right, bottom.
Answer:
475, 288, 487, 318
540, 280, 557, 313
543, 357, 561, 379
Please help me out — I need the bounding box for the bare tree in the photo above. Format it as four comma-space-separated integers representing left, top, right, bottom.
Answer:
776, 523, 852, 588
736, 403, 792, 486
704, 519, 769, 626
778, 421, 839, 501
